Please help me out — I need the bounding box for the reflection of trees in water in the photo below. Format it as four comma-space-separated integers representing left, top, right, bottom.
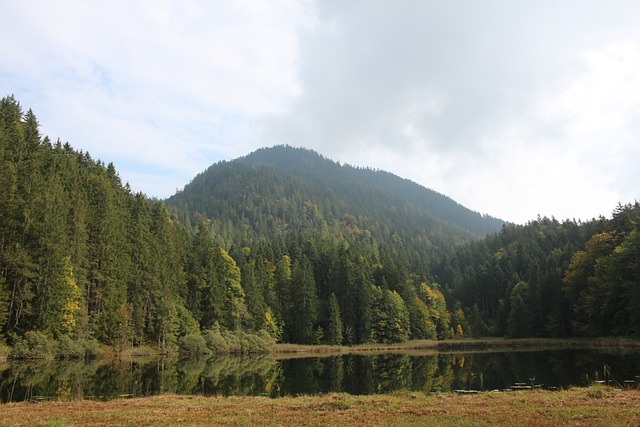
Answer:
325, 356, 344, 393
368, 354, 411, 393
2, 350, 639, 401
278, 354, 439, 395
0, 355, 280, 401
176, 355, 279, 396
1, 359, 101, 401
175, 357, 206, 394
277, 357, 321, 395
409, 355, 439, 392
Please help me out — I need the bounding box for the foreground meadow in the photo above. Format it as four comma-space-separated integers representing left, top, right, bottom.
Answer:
1, 387, 638, 426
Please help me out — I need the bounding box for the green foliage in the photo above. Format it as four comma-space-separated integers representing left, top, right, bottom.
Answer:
466, 304, 490, 337
178, 333, 210, 357
438, 204, 640, 339
206, 328, 274, 354
324, 293, 343, 345
408, 296, 437, 340
57, 335, 101, 359
262, 308, 283, 342
416, 282, 451, 340
0, 95, 193, 349
212, 247, 248, 330
2, 96, 638, 351
0, 96, 480, 348
175, 303, 200, 336
563, 207, 640, 336
168, 145, 503, 245
450, 305, 470, 337
284, 257, 319, 344
11, 330, 57, 359
59, 256, 82, 335
56, 334, 85, 359
507, 281, 532, 338
370, 286, 410, 343
0, 277, 9, 330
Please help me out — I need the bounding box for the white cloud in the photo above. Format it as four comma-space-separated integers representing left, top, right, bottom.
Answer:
1, 0, 639, 222
260, 0, 640, 223
0, 0, 310, 195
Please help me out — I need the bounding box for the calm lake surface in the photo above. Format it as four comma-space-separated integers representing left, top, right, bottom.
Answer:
1, 349, 639, 402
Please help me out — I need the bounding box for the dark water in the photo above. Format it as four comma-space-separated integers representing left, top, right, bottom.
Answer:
1, 349, 639, 402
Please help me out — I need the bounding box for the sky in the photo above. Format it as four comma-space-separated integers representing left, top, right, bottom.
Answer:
1, 0, 639, 224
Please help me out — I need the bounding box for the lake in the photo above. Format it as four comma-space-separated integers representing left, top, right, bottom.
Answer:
1, 348, 639, 402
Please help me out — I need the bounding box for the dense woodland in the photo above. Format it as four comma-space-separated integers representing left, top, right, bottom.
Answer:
1, 95, 638, 358
437, 206, 640, 338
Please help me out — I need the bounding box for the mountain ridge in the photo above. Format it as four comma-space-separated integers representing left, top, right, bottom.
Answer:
167, 145, 505, 244
241, 146, 503, 233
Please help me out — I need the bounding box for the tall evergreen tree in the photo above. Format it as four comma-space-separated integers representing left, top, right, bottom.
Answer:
285, 256, 319, 344
324, 293, 343, 345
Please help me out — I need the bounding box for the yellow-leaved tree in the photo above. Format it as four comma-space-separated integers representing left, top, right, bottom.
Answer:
60, 256, 81, 335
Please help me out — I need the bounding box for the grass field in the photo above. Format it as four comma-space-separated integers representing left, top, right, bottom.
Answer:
1, 387, 638, 426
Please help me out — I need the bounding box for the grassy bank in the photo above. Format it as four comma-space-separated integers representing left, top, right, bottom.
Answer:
1, 388, 638, 426
3, 336, 639, 362
273, 337, 640, 358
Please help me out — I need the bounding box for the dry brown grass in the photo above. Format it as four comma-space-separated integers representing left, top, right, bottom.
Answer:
273, 337, 640, 359
1, 388, 638, 426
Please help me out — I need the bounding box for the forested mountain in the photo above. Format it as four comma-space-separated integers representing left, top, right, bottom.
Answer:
1, 96, 489, 354
165, 145, 505, 290
168, 145, 503, 243
1, 95, 638, 359
164, 145, 507, 345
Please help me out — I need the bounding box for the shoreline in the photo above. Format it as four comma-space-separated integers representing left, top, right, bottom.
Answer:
272, 337, 640, 359
2, 336, 639, 362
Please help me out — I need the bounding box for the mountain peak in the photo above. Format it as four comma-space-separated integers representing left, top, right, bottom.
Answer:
241, 145, 337, 170
167, 146, 504, 245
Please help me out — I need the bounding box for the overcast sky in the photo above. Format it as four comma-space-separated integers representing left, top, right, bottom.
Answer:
2, 1, 639, 224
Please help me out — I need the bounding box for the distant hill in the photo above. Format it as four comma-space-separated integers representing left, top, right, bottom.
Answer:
166, 146, 504, 252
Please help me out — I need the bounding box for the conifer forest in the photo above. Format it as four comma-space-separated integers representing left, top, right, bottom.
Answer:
1, 95, 638, 357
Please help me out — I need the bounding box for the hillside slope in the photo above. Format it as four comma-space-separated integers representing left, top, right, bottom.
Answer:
166, 146, 504, 253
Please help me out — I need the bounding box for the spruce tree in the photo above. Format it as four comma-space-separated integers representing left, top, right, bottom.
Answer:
325, 293, 343, 345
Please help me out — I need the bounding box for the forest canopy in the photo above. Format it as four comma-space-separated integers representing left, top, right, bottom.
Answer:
1, 95, 638, 358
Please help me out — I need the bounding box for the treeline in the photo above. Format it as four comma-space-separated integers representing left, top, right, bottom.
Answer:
1, 95, 637, 357
167, 146, 504, 276
0, 95, 185, 353
0, 96, 275, 355
436, 204, 640, 338
0, 96, 459, 357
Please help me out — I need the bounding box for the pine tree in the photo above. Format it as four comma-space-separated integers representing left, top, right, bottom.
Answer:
507, 281, 532, 338
324, 293, 343, 345
149, 201, 184, 350
128, 192, 154, 346
370, 286, 410, 343
240, 258, 263, 330
285, 257, 319, 344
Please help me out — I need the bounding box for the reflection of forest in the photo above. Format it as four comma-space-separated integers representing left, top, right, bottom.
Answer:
1, 350, 639, 402
0, 355, 281, 402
